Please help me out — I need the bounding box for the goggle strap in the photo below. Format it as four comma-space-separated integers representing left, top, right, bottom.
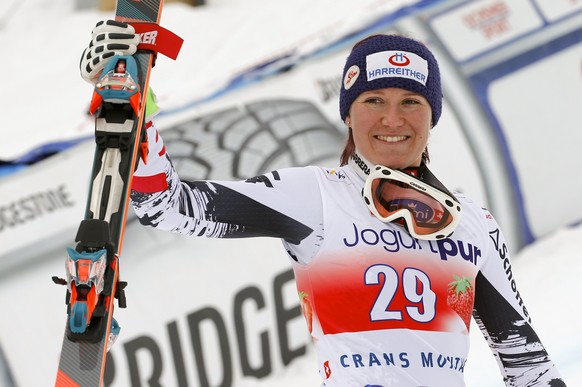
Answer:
415, 163, 457, 200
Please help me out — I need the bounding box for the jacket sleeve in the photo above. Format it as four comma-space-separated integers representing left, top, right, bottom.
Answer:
129, 121, 323, 247
473, 208, 565, 386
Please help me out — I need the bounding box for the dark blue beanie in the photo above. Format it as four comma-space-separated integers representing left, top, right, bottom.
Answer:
339, 34, 442, 126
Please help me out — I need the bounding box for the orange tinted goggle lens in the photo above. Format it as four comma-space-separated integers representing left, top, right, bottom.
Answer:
371, 179, 454, 235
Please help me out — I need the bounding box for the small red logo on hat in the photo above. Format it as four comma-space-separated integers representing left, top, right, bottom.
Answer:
343, 65, 360, 90
388, 52, 410, 67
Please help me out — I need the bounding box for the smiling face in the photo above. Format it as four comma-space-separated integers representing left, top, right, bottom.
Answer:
346, 87, 432, 169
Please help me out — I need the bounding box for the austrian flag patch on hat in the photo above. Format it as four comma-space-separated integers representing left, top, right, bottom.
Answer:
366, 51, 428, 86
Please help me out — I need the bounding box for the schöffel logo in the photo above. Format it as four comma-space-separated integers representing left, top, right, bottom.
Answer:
324, 360, 332, 379
366, 50, 428, 86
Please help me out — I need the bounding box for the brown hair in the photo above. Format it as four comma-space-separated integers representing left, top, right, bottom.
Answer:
339, 128, 356, 166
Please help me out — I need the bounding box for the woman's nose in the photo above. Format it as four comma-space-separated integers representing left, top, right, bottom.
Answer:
380, 105, 404, 127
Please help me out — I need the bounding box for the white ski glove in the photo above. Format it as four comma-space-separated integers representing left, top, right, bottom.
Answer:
80, 20, 140, 84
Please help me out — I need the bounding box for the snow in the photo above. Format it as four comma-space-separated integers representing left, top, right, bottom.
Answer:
0, 0, 581, 386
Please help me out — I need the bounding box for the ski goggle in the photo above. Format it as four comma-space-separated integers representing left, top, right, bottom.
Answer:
363, 165, 462, 240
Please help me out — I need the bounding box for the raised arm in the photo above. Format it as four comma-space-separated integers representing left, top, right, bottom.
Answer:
131, 121, 323, 247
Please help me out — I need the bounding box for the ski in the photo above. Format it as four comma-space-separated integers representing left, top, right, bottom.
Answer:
52, 1, 182, 386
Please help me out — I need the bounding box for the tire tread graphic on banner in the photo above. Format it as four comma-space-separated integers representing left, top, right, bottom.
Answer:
162, 99, 344, 181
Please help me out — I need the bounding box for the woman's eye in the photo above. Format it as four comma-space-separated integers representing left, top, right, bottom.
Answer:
403, 99, 420, 105
364, 97, 383, 104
